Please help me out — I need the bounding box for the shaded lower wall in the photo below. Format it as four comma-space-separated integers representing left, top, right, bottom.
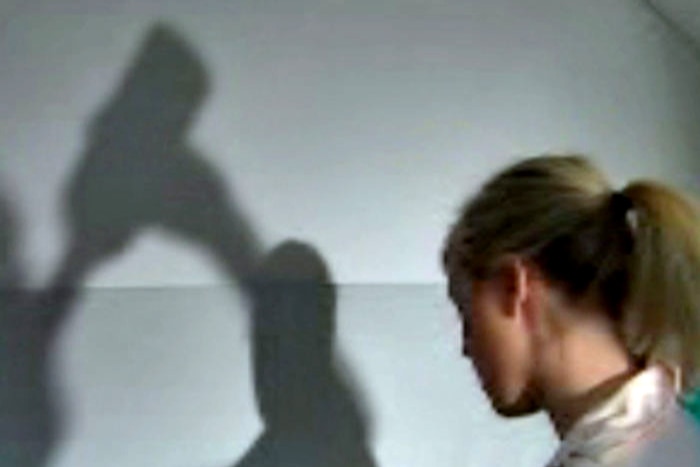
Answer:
2, 284, 555, 467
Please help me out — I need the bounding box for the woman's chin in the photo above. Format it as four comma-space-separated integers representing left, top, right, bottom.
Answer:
490, 393, 540, 418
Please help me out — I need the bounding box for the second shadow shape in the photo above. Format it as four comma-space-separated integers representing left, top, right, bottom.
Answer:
234, 241, 377, 467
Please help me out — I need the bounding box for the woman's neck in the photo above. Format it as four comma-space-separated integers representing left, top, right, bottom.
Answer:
537, 320, 640, 439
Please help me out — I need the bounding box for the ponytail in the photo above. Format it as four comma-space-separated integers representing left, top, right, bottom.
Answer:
621, 181, 700, 394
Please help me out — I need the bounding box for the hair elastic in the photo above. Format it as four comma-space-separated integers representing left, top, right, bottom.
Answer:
611, 190, 639, 235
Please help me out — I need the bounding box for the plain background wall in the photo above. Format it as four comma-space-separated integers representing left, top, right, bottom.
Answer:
0, 1, 698, 466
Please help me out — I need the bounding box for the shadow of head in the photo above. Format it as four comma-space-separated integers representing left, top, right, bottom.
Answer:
242, 241, 377, 466
253, 241, 337, 339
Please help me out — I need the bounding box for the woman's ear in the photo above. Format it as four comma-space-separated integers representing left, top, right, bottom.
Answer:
494, 255, 542, 329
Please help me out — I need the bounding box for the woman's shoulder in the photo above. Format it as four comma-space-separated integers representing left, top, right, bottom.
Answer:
630, 406, 700, 467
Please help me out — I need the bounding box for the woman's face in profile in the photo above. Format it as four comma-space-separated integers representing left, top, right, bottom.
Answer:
448, 269, 539, 417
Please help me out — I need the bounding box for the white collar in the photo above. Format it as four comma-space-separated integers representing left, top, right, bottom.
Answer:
546, 363, 679, 467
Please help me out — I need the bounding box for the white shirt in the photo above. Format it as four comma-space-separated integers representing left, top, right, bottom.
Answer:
545, 364, 700, 467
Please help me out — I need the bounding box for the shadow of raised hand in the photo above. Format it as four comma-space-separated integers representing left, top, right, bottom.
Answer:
55, 23, 261, 293
49, 24, 215, 296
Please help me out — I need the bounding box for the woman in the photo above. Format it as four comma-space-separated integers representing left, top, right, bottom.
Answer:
442, 155, 700, 466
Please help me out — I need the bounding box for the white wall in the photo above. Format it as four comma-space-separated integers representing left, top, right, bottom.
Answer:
0, 1, 698, 466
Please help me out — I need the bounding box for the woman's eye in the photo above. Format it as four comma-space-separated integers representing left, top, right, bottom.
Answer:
462, 317, 471, 338
459, 307, 471, 330
461, 322, 472, 357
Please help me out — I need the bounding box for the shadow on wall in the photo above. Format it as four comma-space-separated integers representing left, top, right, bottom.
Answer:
637, 3, 700, 422
0, 189, 62, 467
637, 0, 700, 191
0, 23, 376, 467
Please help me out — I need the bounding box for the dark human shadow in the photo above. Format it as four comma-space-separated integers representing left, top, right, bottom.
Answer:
234, 241, 377, 467
0, 191, 62, 467
0, 26, 220, 467
48, 23, 239, 297
1, 21, 376, 467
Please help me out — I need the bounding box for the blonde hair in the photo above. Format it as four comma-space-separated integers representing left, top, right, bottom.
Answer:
443, 155, 700, 395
